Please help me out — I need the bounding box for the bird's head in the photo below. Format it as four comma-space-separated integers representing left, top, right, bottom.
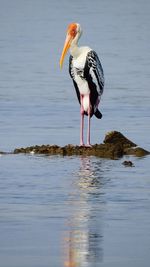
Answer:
60, 23, 82, 69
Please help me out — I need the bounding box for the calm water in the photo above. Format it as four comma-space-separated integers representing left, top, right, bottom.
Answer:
0, 0, 150, 266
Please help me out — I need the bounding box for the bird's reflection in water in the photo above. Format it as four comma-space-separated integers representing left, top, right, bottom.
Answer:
63, 156, 105, 267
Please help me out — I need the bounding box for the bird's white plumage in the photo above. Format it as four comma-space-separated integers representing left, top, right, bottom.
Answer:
71, 47, 91, 96
71, 47, 92, 111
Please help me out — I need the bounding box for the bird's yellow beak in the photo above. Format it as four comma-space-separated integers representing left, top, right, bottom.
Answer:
60, 23, 78, 69
59, 33, 73, 69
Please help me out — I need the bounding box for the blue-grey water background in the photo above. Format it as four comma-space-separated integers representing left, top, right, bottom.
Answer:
0, 0, 150, 266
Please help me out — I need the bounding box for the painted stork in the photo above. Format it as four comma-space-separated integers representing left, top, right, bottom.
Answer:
60, 23, 104, 146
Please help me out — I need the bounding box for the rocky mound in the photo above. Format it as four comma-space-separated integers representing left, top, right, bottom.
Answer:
13, 131, 149, 159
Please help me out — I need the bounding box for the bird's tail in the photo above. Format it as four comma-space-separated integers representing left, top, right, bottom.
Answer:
94, 109, 102, 119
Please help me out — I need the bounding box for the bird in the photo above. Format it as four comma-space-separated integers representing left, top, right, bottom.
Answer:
60, 23, 104, 146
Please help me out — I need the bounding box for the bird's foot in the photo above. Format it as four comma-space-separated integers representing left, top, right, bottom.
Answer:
85, 143, 92, 148
79, 143, 85, 147
79, 142, 92, 147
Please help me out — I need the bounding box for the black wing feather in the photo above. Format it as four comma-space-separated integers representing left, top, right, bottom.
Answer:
84, 50, 104, 96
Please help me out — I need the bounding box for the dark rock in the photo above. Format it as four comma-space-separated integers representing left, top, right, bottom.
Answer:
124, 147, 150, 157
104, 131, 136, 148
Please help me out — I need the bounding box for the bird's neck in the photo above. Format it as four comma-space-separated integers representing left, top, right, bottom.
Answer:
70, 43, 80, 58
70, 32, 81, 58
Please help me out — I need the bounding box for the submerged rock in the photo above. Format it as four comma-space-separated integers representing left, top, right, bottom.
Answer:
122, 160, 134, 167
13, 131, 150, 159
0, 151, 7, 155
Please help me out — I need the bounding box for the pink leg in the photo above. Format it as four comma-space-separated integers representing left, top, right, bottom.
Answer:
80, 95, 84, 146
87, 94, 91, 147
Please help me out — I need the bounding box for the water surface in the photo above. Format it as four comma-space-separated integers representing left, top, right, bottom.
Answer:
0, 154, 150, 267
